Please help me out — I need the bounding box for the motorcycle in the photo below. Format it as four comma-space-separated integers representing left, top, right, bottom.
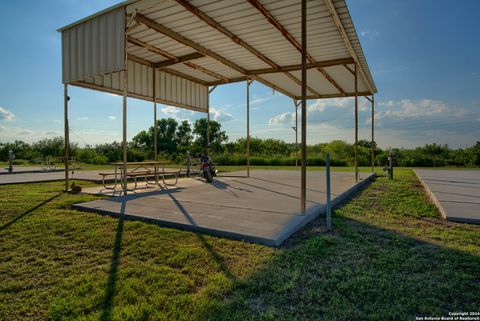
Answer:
197, 153, 217, 183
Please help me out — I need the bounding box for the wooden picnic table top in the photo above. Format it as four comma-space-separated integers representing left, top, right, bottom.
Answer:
110, 161, 169, 166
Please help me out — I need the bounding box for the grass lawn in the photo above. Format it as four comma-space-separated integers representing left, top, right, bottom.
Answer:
0, 169, 479, 320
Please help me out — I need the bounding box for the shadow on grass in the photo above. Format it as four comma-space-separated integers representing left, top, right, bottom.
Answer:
193, 214, 480, 320
100, 199, 126, 321
97, 195, 236, 320
167, 192, 236, 280
0, 192, 63, 231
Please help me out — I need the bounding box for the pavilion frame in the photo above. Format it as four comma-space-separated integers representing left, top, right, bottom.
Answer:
61, 0, 376, 207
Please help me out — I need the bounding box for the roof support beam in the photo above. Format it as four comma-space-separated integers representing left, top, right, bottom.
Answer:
295, 91, 371, 100
134, 13, 247, 75
207, 76, 248, 86
205, 58, 354, 86
135, 13, 293, 98
127, 35, 178, 61
183, 62, 230, 82
324, 0, 375, 94
128, 54, 209, 87
247, 0, 347, 96
129, 34, 225, 82
154, 52, 204, 68
175, 0, 319, 95
160, 67, 209, 86
246, 58, 354, 75
343, 64, 355, 76
129, 35, 206, 68
255, 76, 296, 99
128, 54, 155, 67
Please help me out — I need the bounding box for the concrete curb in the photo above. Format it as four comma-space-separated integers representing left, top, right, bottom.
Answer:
413, 169, 447, 220
0, 169, 63, 176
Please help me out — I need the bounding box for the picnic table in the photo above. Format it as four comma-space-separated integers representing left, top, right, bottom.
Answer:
99, 161, 181, 190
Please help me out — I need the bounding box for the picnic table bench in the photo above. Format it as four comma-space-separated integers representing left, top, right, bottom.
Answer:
101, 162, 182, 190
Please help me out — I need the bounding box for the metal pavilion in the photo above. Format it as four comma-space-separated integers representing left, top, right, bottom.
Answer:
58, 0, 377, 212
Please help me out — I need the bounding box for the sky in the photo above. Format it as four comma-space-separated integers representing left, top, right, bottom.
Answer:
0, 0, 479, 149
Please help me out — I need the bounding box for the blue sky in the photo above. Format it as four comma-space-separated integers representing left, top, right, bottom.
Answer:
0, 0, 479, 149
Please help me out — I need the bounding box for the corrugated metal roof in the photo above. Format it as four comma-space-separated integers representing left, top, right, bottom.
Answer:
60, 0, 377, 111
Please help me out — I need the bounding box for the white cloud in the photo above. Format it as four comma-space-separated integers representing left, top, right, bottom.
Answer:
108, 115, 116, 120
159, 106, 196, 122
375, 99, 449, 120
210, 108, 233, 122
307, 97, 354, 113
77, 116, 89, 121
0, 125, 60, 142
359, 29, 380, 39
53, 119, 62, 124
161, 106, 180, 117
268, 112, 294, 125
0, 107, 15, 121
251, 96, 273, 106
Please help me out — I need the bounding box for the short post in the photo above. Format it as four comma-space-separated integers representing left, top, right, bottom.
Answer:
388, 150, 394, 180
326, 153, 332, 232
8, 149, 14, 174
186, 151, 192, 177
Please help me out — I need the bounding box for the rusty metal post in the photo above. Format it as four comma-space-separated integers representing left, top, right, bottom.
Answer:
64, 84, 69, 192
122, 24, 128, 195
354, 63, 359, 182
293, 99, 299, 168
207, 92, 210, 149
153, 68, 157, 161
301, 0, 307, 212
247, 78, 252, 177
326, 153, 332, 232
371, 94, 375, 172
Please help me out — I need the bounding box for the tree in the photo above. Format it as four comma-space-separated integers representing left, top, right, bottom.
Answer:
193, 118, 228, 152
132, 130, 151, 149
176, 120, 193, 153
155, 118, 178, 153
472, 141, 480, 166
31, 137, 65, 158
132, 118, 179, 155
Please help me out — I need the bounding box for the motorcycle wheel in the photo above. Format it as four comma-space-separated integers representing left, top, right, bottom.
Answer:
205, 169, 213, 183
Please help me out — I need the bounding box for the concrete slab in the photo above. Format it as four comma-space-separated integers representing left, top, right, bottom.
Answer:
74, 170, 375, 246
415, 169, 480, 224
0, 166, 62, 175
0, 168, 183, 185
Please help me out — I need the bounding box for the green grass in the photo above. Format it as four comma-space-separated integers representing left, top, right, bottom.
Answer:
0, 169, 479, 320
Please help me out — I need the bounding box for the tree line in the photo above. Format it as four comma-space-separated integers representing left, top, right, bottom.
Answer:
1, 118, 479, 167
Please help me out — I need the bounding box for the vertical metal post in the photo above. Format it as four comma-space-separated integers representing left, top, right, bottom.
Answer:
326, 153, 332, 232
371, 94, 375, 172
354, 63, 359, 182
64, 84, 69, 192
122, 25, 128, 196
153, 69, 157, 161
246, 79, 251, 177
300, 0, 307, 212
207, 91, 210, 148
293, 99, 299, 168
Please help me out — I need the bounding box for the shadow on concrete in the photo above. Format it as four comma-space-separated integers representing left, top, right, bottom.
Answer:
250, 176, 326, 194
0, 192, 63, 231
231, 178, 320, 204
